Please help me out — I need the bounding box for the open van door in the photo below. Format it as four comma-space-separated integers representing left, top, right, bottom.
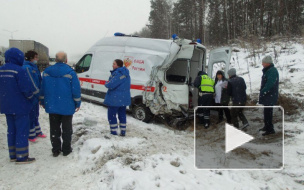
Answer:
163, 59, 190, 112
207, 47, 232, 78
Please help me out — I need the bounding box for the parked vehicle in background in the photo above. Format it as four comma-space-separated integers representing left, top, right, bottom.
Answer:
49, 58, 56, 65
9, 40, 49, 71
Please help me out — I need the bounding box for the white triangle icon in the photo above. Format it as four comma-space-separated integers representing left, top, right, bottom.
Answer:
225, 123, 254, 153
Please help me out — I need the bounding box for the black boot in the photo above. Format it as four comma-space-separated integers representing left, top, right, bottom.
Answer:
53, 150, 61, 157
63, 148, 73, 156
262, 130, 275, 136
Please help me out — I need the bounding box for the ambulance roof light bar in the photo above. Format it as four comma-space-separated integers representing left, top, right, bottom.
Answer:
114, 32, 139, 37
114, 32, 126, 36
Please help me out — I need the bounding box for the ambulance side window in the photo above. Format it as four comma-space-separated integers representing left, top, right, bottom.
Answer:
211, 62, 226, 79
75, 54, 92, 73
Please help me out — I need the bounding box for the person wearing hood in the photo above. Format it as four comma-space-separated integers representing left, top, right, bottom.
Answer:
214, 70, 231, 124
40, 51, 81, 157
227, 68, 249, 130
194, 71, 215, 129
104, 59, 131, 136
259, 55, 279, 136
23, 50, 46, 142
0, 47, 38, 164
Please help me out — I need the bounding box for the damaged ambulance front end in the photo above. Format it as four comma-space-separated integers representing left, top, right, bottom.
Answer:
143, 39, 206, 128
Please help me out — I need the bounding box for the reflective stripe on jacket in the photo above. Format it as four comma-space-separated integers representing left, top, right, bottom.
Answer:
200, 74, 215, 92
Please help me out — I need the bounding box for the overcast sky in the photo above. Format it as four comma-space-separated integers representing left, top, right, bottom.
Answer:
0, 0, 151, 62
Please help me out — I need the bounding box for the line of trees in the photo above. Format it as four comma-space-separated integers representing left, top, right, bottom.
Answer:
134, 0, 304, 45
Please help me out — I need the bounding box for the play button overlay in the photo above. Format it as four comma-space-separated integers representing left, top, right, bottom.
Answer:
225, 123, 254, 153
194, 106, 284, 170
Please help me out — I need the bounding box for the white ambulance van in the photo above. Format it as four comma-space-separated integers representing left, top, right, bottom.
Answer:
75, 34, 231, 126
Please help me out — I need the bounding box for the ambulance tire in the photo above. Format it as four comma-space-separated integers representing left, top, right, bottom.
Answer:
132, 104, 153, 123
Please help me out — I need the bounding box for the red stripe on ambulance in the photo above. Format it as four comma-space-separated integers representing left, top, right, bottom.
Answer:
79, 77, 155, 92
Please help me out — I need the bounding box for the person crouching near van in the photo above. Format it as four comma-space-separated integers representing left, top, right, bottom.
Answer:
23, 50, 46, 142
0, 48, 38, 164
40, 51, 81, 157
214, 70, 231, 124
194, 71, 215, 129
104, 59, 131, 136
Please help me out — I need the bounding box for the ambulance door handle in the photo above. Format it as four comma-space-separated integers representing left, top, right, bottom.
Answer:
85, 75, 90, 77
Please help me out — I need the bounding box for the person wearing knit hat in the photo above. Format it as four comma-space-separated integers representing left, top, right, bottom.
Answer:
259, 55, 279, 136
227, 68, 236, 77
262, 55, 273, 64
227, 68, 249, 130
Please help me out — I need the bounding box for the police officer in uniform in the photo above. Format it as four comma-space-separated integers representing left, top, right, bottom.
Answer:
194, 71, 215, 129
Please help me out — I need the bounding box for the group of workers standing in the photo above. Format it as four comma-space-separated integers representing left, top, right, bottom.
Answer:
0, 48, 130, 164
0, 48, 82, 163
194, 55, 279, 136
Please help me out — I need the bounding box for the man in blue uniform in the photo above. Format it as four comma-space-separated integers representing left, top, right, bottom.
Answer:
23, 50, 46, 142
40, 51, 81, 157
0, 47, 37, 164
104, 59, 131, 136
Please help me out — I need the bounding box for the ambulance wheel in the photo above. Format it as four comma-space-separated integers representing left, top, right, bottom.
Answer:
132, 104, 153, 123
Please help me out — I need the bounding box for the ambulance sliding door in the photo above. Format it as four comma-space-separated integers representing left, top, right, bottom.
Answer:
164, 59, 189, 111
88, 52, 124, 103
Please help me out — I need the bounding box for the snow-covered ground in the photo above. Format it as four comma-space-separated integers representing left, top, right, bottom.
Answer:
1, 39, 304, 189
196, 107, 283, 169
229, 39, 304, 99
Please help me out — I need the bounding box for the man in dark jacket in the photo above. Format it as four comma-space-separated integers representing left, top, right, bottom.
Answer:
227, 68, 249, 129
259, 55, 279, 136
40, 51, 81, 157
104, 59, 131, 136
194, 71, 215, 129
0, 48, 37, 164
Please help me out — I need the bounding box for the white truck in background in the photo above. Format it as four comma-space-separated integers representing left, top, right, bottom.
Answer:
9, 40, 49, 71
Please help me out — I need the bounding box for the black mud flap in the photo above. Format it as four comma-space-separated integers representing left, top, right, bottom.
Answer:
165, 117, 189, 130
163, 105, 194, 130
155, 105, 194, 130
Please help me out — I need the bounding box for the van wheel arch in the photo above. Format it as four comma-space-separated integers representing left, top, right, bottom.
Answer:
131, 96, 153, 123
